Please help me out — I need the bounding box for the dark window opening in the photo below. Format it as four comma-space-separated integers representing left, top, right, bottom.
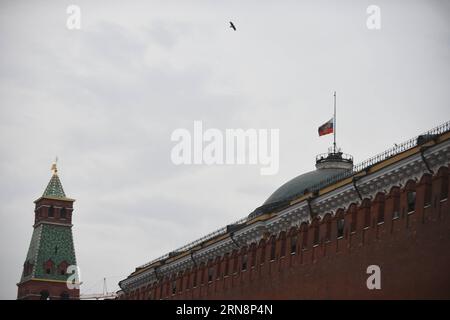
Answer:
364, 209, 370, 227
207, 267, 213, 283
224, 258, 229, 276
325, 219, 331, 241
171, 280, 176, 295
351, 211, 357, 232
241, 254, 248, 271
313, 224, 319, 245
301, 228, 308, 249
40, 290, 50, 300
60, 292, 69, 300
337, 218, 345, 238
60, 208, 67, 219
48, 206, 54, 218
270, 238, 276, 261
251, 248, 256, 267
407, 191, 416, 212
260, 245, 266, 264
193, 271, 197, 288
280, 236, 286, 257
233, 255, 238, 273
441, 176, 448, 200
424, 184, 432, 206
290, 235, 297, 254
377, 203, 385, 223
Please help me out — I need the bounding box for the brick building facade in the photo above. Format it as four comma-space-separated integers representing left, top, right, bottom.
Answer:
119, 122, 450, 299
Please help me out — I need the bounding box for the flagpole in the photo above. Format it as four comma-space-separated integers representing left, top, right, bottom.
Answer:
333, 91, 336, 154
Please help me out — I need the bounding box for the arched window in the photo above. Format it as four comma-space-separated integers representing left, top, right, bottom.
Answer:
40, 290, 50, 300
60, 207, 67, 219
325, 216, 331, 241
300, 223, 308, 249
44, 259, 54, 275
58, 261, 69, 275
407, 191, 416, 213
223, 255, 229, 276
290, 235, 297, 254
241, 254, 248, 271
192, 269, 198, 288
313, 221, 320, 246
259, 240, 266, 264
250, 244, 257, 267
376, 194, 385, 223
48, 206, 54, 218
232, 252, 238, 274
279, 233, 286, 257
207, 266, 214, 283
424, 180, 432, 206
337, 218, 345, 238
171, 280, 176, 295
269, 236, 276, 261
441, 168, 449, 200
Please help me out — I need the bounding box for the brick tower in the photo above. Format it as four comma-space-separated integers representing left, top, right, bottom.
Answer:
17, 162, 79, 300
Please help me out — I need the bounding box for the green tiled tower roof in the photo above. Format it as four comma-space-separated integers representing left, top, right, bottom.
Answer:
43, 174, 66, 198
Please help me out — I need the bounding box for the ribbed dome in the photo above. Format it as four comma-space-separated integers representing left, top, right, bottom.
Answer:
264, 167, 347, 205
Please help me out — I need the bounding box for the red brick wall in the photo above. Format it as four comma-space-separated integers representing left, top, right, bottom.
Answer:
124, 165, 450, 300
17, 279, 79, 300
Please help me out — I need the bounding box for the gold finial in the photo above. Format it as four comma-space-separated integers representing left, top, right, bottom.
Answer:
51, 157, 58, 175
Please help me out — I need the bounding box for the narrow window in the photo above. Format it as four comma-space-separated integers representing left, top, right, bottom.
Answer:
233, 254, 238, 273
171, 280, 176, 295
208, 267, 213, 283
193, 270, 197, 288
224, 257, 229, 276
351, 211, 357, 232
60, 208, 67, 219
393, 195, 400, 219
407, 191, 416, 213
424, 183, 432, 206
313, 224, 319, 245
280, 235, 286, 257
290, 235, 297, 254
364, 209, 370, 228
251, 247, 256, 267
337, 218, 345, 238
241, 254, 248, 271
260, 243, 266, 264
216, 261, 221, 280
377, 203, 385, 223
441, 175, 448, 200
40, 290, 50, 300
301, 227, 308, 249
325, 219, 331, 241
48, 206, 54, 218
270, 237, 276, 261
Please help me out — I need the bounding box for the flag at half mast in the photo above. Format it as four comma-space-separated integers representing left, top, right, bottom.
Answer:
318, 118, 334, 136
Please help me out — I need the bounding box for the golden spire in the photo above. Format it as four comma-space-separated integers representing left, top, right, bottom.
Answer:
51, 157, 58, 175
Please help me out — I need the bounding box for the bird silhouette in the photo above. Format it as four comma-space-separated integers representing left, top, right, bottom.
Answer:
229, 21, 236, 31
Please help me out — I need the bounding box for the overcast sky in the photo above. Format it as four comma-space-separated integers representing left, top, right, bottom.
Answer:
0, 0, 449, 299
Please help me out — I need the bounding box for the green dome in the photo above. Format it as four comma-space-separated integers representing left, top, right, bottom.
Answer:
249, 152, 354, 218
264, 168, 347, 205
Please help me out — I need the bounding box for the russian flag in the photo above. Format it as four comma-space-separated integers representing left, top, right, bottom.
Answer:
318, 118, 334, 136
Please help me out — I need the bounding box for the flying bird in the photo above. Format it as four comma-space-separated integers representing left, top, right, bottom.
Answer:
229, 21, 236, 31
